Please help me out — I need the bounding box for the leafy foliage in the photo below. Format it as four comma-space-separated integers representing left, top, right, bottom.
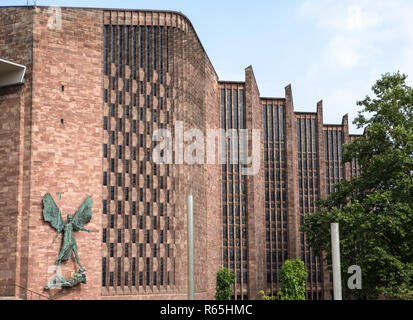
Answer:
279, 259, 307, 300
301, 72, 413, 300
259, 290, 277, 300
215, 267, 236, 300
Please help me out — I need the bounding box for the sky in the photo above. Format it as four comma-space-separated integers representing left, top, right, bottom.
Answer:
3, 0, 413, 133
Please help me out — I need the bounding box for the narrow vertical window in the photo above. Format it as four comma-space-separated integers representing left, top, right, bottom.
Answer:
133, 120, 137, 133
166, 27, 169, 73
221, 89, 226, 129
153, 26, 157, 70
125, 187, 129, 202
274, 105, 279, 141
104, 25, 109, 75
146, 258, 150, 285
139, 26, 143, 68
132, 26, 137, 80
263, 105, 268, 142
109, 272, 114, 286
118, 26, 123, 78
280, 106, 284, 141
233, 90, 238, 129
227, 89, 232, 129
117, 201, 122, 215
103, 144, 108, 158
160, 258, 164, 285
117, 173, 122, 187
104, 89, 108, 103
102, 258, 107, 286
329, 130, 333, 161
146, 26, 150, 82
103, 172, 107, 186
302, 116, 306, 153
110, 158, 115, 172
334, 130, 338, 162
118, 91, 122, 105
111, 26, 115, 63
125, 80, 129, 93
125, 26, 130, 66
240, 90, 245, 129
132, 258, 136, 285
268, 104, 273, 142
312, 119, 317, 152
338, 131, 342, 162
117, 258, 121, 286
297, 119, 301, 153
307, 119, 312, 153
139, 107, 144, 121
160, 26, 163, 84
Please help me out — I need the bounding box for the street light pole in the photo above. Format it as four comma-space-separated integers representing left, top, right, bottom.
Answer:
331, 223, 342, 300
187, 192, 194, 300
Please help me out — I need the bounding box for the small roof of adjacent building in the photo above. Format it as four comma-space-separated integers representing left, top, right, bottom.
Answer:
0, 58, 26, 88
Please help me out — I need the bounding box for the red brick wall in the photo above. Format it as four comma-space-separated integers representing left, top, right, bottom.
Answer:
284, 85, 300, 261
245, 66, 266, 299
27, 7, 103, 299
0, 85, 22, 293
170, 12, 220, 300
0, 7, 33, 297
18, 7, 220, 300
316, 101, 333, 300
204, 59, 221, 299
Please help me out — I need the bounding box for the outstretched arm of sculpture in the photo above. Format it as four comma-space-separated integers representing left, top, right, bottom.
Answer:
77, 226, 90, 233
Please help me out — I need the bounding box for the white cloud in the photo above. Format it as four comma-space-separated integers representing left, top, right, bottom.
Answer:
346, 5, 380, 31
298, 1, 380, 32
325, 36, 361, 69
298, 0, 413, 71
295, 0, 413, 132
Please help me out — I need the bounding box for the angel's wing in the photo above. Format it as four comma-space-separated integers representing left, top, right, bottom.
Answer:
72, 196, 93, 230
42, 193, 64, 232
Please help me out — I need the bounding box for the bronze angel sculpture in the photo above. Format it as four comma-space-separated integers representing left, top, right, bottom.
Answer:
42, 193, 92, 275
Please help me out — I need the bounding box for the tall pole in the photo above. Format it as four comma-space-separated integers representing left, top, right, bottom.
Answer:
56, 192, 62, 262
331, 223, 342, 300
187, 192, 194, 300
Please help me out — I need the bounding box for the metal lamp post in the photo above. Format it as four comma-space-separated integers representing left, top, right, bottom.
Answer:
187, 192, 194, 300
331, 223, 342, 300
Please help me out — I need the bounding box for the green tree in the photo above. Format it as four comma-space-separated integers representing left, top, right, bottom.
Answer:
215, 267, 235, 300
301, 72, 413, 300
279, 259, 307, 300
